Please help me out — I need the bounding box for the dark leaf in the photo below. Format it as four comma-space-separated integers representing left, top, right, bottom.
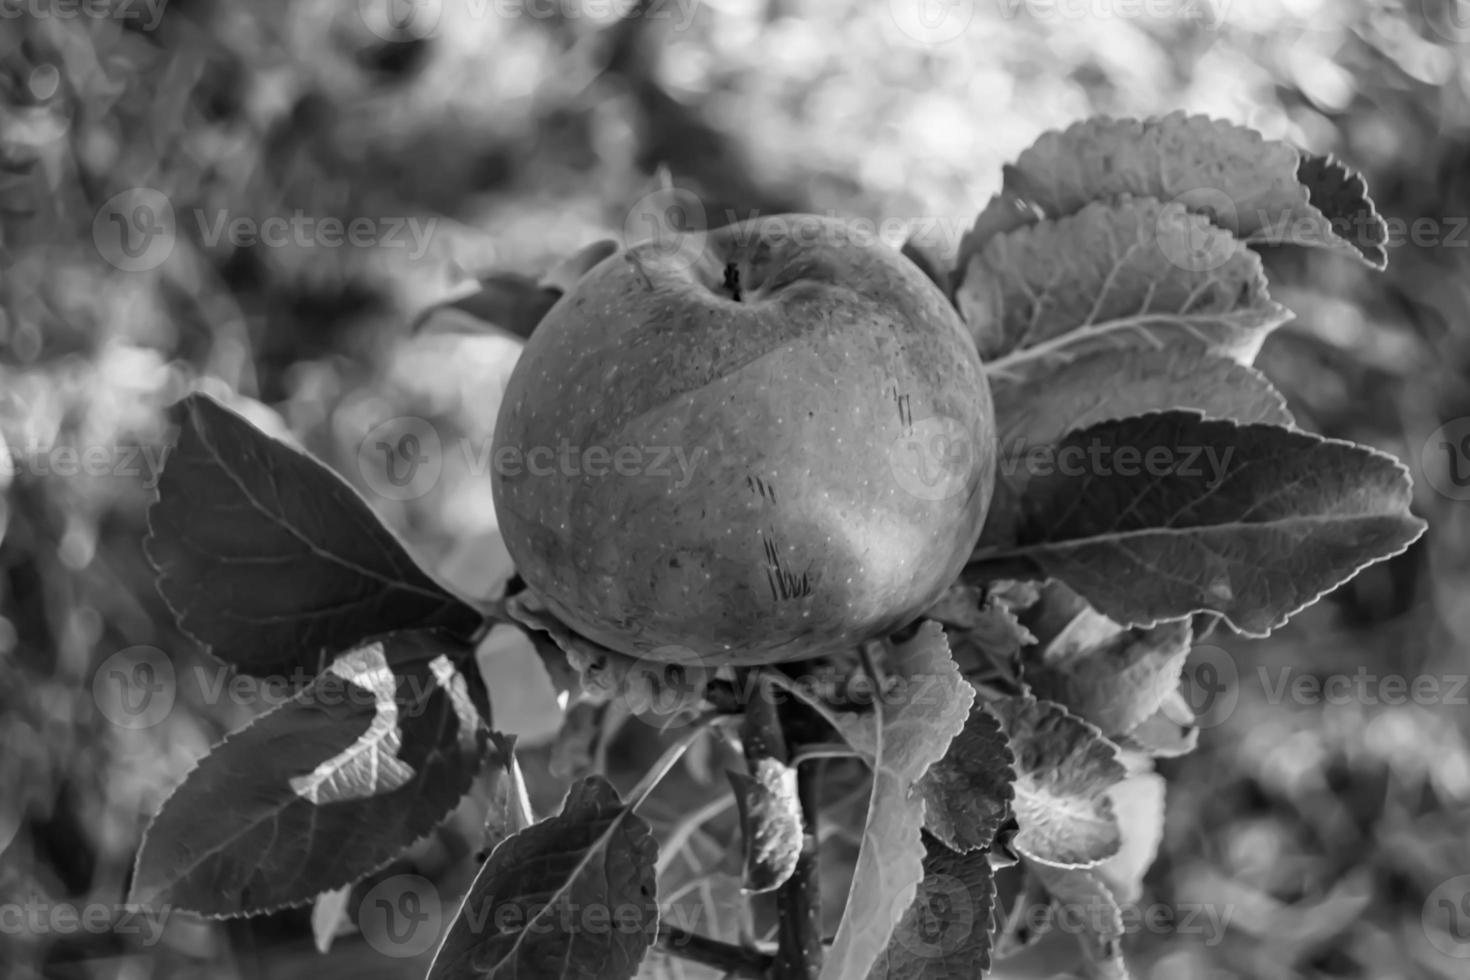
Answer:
971, 413, 1427, 635
988, 696, 1126, 869
428, 775, 659, 980
917, 703, 1015, 854
867, 834, 997, 979
130, 636, 489, 914
147, 394, 483, 678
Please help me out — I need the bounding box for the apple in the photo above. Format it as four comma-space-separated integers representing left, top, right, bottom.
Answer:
491, 214, 996, 665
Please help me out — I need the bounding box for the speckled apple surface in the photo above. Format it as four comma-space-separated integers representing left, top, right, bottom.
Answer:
491, 214, 996, 665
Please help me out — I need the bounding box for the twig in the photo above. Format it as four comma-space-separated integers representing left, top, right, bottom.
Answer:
656, 922, 770, 979
774, 761, 823, 979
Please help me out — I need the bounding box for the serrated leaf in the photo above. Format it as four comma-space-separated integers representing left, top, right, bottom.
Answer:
929, 584, 1038, 682
1024, 612, 1194, 739
146, 394, 484, 678
983, 348, 1295, 550
917, 703, 1015, 854
821, 623, 975, 980
993, 346, 1293, 451
727, 761, 802, 894
129, 637, 489, 915
994, 111, 1386, 270
428, 775, 659, 980
994, 869, 1054, 959
1294, 153, 1388, 269
1096, 773, 1166, 906
866, 834, 997, 980
1117, 692, 1199, 759
988, 696, 1125, 869
1030, 862, 1130, 980
970, 412, 1428, 636
958, 198, 1290, 366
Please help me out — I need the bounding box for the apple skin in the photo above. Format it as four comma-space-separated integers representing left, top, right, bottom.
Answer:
491, 214, 996, 665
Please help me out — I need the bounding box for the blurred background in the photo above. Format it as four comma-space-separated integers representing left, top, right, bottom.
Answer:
2, 0, 1470, 977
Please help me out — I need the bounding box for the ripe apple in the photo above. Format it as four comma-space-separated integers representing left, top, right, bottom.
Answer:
491, 214, 996, 665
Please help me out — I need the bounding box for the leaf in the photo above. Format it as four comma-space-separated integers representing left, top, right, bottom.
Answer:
129, 636, 489, 914
970, 412, 1428, 636
917, 703, 1015, 854
927, 583, 1038, 682
482, 732, 535, 857
866, 834, 997, 980
994, 869, 1054, 959
992, 111, 1386, 269
820, 623, 975, 980
1117, 692, 1199, 759
992, 346, 1293, 451
983, 348, 1294, 550
988, 695, 1125, 869
957, 198, 1291, 367
1024, 611, 1194, 739
1095, 773, 1166, 906
428, 775, 659, 980
311, 885, 354, 953
1294, 153, 1388, 269
146, 394, 484, 678
727, 762, 802, 894
1030, 862, 1130, 980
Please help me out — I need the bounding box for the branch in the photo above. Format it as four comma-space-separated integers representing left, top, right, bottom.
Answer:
656, 922, 770, 979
